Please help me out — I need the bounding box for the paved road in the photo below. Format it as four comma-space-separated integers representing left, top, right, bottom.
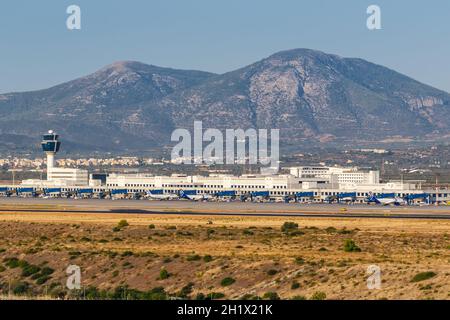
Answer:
1, 197, 450, 219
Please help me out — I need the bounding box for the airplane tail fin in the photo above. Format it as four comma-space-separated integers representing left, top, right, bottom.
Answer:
367, 195, 380, 203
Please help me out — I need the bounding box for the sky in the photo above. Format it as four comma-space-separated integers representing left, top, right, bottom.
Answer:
1, 0, 450, 93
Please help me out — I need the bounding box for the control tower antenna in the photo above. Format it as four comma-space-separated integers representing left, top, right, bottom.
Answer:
41, 130, 61, 180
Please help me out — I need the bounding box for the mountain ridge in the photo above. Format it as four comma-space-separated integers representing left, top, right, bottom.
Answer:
1, 48, 449, 155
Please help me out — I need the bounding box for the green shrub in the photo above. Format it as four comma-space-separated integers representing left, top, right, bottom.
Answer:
295, 257, 305, 265
205, 292, 225, 300
325, 227, 337, 233
145, 287, 168, 300
36, 275, 51, 285
281, 222, 299, 233
21, 265, 41, 277
288, 230, 305, 236
291, 281, 300, 289
12, 281, 30, 295
159, 268, 170, 280
241, 294, 261, 300
186, 254, 201, 261
18, 260, 29, 268
310, 291, 327, 300
121, 251, 134, 257
343, 239, 361, 252
195, 293, 206, 300
411, 272, 437, 282
4, 257, 20, 268
148, 224, 155, 229
292, 295, 307, 300
220, 277, 236, 287
263, 292, 280, 300
267, 269, 278, 276
40, 267, 54, 276
203, 255, 213, 263
243, 229, 254, 236
117, 220, 129, 228
177, 282, 194, 298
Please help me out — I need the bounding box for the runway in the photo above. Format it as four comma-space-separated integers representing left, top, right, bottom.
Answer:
1, 197, 450, 220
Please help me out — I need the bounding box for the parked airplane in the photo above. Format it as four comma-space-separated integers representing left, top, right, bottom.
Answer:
179, 190, 213, 201
147, 190, 178, 200
366, 194, 406, 206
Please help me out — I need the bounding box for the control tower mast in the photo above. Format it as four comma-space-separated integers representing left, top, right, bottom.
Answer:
41, 130, 61, 179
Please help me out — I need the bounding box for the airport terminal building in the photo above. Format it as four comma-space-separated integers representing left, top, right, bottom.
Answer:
0, 131, 447, 204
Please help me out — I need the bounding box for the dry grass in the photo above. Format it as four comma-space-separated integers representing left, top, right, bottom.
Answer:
0, 209, 449, 300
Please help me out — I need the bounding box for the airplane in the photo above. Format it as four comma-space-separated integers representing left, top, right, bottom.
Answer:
366, 194, 407, 206
147, 190, 178, 200
179, 190, 213, 201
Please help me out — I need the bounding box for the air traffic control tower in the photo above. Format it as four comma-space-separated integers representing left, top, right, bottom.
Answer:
41, 130, 61, 177
19, 131, 88, 186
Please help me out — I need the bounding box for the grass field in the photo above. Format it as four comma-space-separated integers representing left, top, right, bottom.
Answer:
0, 207, 449, 300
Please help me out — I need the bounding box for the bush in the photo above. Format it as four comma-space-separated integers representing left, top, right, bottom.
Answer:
4, 257, 20, 268
203, 255, 213, 263
263, 292, 280, 300
177, 282, 194, 298
148, 224, 155, 229
112, 227, 121, 232
281, 222, 299, 233
159, 268, 170, 280
295, 257, 305, 265
240, 294, 260, 300
310, 291, 327, 300
292, 295, 307, 300
288, 230, 305, 236
195, 293, 206, 300
220, 277, 236, 287
21, 265, 41, 277
291, 281, 300, 289
243, 229, 254, 236
343, 239, 361, 252
12, 281, 30, 295
325, 227, 337, 233
117, 220, 129, 228
36, 275, 51, 285
121, 251, 134, 257
145, 287, 168, 300
411, 272, 437, 282
267, 269, 278, 276
186, 254, 201, 261
40, 267, 55, 276
205, 292, 225, 300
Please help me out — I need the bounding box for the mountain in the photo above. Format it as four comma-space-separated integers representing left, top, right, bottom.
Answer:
164, 49, 450, 146
1, 49, 449, 155
0, 61, 215, 153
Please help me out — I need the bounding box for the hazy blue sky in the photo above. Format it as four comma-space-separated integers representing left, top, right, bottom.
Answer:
1, 0, 450, 93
